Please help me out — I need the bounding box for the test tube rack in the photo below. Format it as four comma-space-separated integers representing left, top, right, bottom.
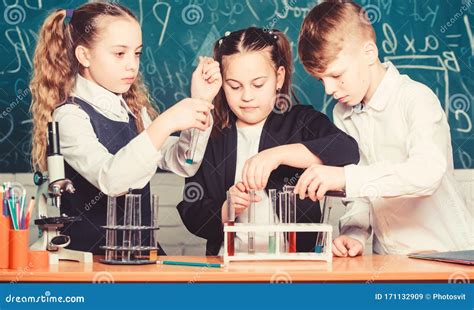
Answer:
223, 223, 332, 265
100, 194, 160, 265
99, 226, 161, 265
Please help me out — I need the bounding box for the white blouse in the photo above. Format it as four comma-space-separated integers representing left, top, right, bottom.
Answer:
52, 74, 212, 196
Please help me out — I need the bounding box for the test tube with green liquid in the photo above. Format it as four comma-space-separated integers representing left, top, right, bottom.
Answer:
268, 189, 277, 254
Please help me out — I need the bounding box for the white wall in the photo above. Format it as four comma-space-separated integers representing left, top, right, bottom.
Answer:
1, 170, 472, 255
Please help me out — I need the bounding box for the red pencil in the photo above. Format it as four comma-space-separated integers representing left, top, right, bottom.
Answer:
25, 197, 35, 229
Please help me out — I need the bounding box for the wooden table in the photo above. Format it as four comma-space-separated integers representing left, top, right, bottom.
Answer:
1, 255, 472, 282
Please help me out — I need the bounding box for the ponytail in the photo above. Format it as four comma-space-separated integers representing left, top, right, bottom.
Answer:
30, 9, 77, 171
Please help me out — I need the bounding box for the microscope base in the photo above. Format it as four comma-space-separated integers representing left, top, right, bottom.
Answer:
48, 248, 93, 265
30, 233, 93, 264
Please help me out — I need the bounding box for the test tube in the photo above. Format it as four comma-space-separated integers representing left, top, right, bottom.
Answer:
122, 195, 132, 261
248, 189, 256, 254
105, 196, 117, 261
150, 194, 159, 247
149, 194, 159, 261
278, 191, 288, 252
282, 186, 297, 252
133, 194, 142, 258
287, 191, 297, 253
225, 191, 235, 256
268, 189, 277, 254
185, 129, 200, 164
122, 194, 141, 261
315, 196, 332, 253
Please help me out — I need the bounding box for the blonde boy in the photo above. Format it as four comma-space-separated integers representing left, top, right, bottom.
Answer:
296, 0, 473, 256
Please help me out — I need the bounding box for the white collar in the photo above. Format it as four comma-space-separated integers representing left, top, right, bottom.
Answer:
342, 61, 400, 119
72, 74, 136, 119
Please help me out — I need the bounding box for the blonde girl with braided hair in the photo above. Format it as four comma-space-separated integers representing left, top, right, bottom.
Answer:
30, 2, 221, 254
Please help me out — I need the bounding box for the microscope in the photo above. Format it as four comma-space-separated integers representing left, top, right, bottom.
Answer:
30, 122, 93, 264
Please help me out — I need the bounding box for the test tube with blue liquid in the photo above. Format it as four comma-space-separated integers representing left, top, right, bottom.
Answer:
185, 129, 200, 164
315, 196, 332, 253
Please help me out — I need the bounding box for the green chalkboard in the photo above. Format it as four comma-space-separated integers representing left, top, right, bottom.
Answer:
0, 0, 473, 172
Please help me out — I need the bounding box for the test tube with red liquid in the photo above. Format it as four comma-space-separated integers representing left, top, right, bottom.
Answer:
225, 191, 235, 256
288, 191, 296, 253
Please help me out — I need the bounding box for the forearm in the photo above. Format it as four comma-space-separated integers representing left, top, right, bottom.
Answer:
275, 144, 323, 169
145, 115, 174, 150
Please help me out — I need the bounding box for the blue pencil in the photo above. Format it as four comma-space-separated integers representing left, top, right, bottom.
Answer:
158, 260, 222, 268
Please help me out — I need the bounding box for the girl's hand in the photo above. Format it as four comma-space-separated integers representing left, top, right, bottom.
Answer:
242, 149, 282, 191
160, 97, 213, 132
221, 182, 261, 223
191, 56, 222, 102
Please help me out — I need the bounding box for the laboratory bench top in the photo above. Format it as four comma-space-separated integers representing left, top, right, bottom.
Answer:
1, 255, 472, 283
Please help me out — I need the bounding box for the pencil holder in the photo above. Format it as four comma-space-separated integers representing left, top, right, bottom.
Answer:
28, 250, 49, 269
0, 216, 9, 268
9, 229, 29, 270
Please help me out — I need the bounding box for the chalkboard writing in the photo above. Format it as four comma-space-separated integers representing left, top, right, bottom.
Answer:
0, 0, 472, 172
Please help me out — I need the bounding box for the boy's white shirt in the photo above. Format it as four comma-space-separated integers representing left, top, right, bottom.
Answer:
52, 74, 212, 196
333, 62, 474, 255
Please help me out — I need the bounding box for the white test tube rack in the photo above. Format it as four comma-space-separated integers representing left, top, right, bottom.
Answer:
223, 223, 332, 265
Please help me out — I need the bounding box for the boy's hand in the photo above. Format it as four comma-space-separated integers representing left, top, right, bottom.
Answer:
221, 182, 261, 223
332, 235, 363, 257
242, 149, 282, 190
294, 164, 345, 201
191, 56, 222, 102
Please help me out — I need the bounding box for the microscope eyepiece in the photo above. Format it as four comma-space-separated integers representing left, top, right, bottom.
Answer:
47, 122, 61, 156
